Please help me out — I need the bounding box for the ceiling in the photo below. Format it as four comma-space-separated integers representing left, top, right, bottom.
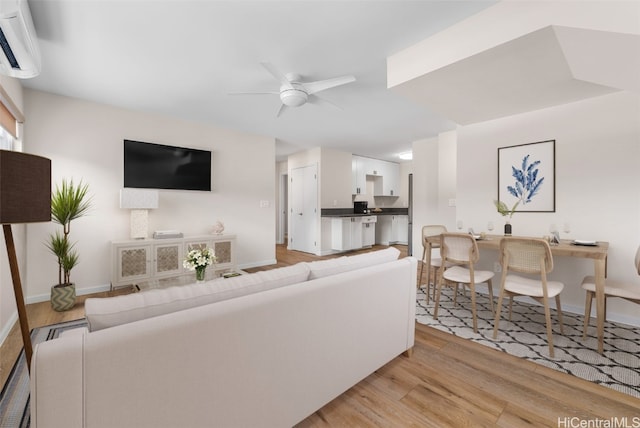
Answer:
22, 0, 496, 162
392, 25, 639, 125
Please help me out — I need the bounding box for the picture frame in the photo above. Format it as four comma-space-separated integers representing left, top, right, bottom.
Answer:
498, 139, 555, 213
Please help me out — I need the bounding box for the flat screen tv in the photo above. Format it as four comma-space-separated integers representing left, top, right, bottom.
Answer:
124, 139, 211, 191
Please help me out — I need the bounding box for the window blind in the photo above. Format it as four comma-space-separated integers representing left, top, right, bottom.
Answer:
0, 85, 24, 139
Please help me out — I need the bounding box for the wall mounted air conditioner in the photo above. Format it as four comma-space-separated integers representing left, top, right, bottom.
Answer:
0, 0, 41, 79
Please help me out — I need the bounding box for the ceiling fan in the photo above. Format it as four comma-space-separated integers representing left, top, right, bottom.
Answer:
232, 62, 356, 117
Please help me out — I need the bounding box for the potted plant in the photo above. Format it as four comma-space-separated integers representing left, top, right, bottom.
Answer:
493, 199, 519, 236
46, 179, 91, 311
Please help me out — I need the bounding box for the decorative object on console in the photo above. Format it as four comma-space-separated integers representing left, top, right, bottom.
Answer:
153, 230, 183, 239
120, 188, 159, 239
183, 247, 217, 282
212, 220, 225, 235
46, 178, 92, 312
0, 150, 51, 372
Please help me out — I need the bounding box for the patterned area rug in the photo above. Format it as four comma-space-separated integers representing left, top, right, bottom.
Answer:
0, 319, 87, 428
415, 287, 640, 398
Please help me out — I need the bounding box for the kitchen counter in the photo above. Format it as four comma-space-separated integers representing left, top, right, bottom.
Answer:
321, 208, 408, 217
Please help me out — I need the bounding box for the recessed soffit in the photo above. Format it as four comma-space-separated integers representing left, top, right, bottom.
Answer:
392, 25, 640, 125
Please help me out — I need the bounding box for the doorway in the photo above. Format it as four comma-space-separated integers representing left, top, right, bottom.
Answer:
289, 164, 318, 253
277, 173, 288, 244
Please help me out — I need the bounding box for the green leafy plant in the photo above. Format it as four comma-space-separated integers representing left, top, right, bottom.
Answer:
45, 179, 91, 286
493, 199, 519, 219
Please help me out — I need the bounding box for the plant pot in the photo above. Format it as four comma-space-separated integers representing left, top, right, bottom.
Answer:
195, 267, 206, 282
51, 283, 76, 312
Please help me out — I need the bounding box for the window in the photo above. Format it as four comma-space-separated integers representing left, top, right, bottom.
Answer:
0, 125, 15, 150
0, 84, 23, 151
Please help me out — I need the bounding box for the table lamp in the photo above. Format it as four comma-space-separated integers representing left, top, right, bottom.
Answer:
0, 150, 51, 373
119, 188, 159, 239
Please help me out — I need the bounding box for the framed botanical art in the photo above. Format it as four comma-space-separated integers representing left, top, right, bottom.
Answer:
498, 139, 555, 213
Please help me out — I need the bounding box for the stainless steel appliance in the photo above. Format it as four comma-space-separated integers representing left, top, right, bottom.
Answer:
354, 201, 369, 214
408, 173, 413, 256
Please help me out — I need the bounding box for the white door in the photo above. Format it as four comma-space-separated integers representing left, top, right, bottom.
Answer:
290, 164, 318, 253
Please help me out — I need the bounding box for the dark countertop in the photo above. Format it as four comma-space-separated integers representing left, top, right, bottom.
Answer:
321, 208, 409, 217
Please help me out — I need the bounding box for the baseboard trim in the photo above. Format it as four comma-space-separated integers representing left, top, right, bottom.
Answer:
26, 283, 112, 304
0, 312, 18, 348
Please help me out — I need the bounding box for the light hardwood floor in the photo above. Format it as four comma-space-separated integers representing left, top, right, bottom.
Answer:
2, 244, 638, 426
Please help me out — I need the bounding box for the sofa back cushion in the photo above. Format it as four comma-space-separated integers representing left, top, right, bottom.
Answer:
306, 247, 400, 280
85, 263, 311, 331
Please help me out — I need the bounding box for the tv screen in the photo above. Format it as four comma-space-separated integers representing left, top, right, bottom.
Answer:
124, 140, 211, 191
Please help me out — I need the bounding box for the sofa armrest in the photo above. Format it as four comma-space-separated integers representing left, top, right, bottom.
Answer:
31, 331, 85, 428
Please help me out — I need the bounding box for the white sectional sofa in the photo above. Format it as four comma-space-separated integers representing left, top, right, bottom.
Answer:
31, 248, 417, 428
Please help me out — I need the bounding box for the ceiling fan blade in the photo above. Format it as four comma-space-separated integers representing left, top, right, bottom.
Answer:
228, 91, 279, 95
276, 103, 288, 118
303, 75, 356, 95
308, 94, 343, 110
261, 62, 294, 90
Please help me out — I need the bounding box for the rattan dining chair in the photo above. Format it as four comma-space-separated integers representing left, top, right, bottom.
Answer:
493, 237, 564, 357
581, 245, 640, 340
433, 233, 495, 333
419, 225, 447, 303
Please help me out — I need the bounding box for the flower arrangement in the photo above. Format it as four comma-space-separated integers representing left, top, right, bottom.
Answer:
183, 247, 217, 281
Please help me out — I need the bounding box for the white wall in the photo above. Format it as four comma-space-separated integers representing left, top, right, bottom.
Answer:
410, 132, 457, 257
0, 77, 24, 344
319, 148, 352, 209
23, 89, 276, 302
456, 91, 640, 325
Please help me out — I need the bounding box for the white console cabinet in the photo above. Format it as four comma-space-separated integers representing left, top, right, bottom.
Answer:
111, 234, 236, 289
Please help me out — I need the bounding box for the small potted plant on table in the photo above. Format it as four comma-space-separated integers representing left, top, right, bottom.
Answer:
493, 200, 519, 236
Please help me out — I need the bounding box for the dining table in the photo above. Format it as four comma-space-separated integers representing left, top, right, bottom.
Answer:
424, 233, 609, 354
481, 235, 609, 353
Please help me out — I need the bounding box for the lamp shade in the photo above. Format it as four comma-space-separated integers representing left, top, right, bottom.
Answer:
119, 188, 159, 209
0, 150, 51, 224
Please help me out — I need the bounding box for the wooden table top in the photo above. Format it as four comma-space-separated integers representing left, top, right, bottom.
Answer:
474, 234, 609, 260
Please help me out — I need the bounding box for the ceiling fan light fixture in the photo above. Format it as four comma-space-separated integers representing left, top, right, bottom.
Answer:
280, 88, 308, 107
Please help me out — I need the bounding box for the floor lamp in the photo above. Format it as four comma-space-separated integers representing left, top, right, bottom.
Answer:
0, 150, 51, 373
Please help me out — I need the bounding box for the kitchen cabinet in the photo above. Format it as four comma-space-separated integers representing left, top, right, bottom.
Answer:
352, 155, 401, 197
372, 160, 400, 197
111, 234, 237, 289
391, 215, 409, 244
382, 162, 400, 196
374, 215, 408, 245
331, 217, 363, 250
362, 217, 376, 247
352, 156, 368, 195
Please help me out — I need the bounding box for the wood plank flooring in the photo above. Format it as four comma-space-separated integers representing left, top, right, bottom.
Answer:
2, 244, 638, 427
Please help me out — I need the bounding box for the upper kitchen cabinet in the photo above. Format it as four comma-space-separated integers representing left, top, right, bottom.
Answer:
373, 161, 400, 197
352, 155, 367, 195
352, 155, 401, 197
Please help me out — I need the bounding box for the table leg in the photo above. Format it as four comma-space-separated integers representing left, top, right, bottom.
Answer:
425, 245, 432, 303
594, 258, 606, 354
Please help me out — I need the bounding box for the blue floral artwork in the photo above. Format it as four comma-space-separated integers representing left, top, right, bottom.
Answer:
498, 140, 555, 213
507, 154, 544, 205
